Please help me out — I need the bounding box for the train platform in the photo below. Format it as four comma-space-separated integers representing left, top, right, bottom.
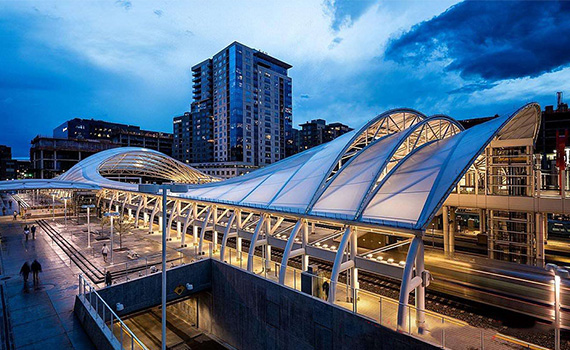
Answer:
0, 208, 558, 350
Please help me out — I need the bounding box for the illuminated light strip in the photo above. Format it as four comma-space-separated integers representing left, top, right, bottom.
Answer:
494, 333, 549, 350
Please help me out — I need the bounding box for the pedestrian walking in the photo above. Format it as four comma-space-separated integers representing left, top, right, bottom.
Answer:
23, 225, 30, 241
31, 225, 36, 240
2, 207, 6, 216
101, 244, 110, 262
20, 262, 31, 285
105, 270, 113, 287
13, 211, 17, 220
31, 260, 42, 285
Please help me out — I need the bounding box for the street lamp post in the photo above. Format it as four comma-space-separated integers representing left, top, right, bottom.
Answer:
50, 192, 57, 221
546, 263, 569, 350
139, 183, 188, 350
82, 204, 96, 248
104, 211, 120, 264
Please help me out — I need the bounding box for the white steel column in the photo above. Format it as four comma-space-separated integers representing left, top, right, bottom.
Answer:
278, 220, 303, 284
247, 215, 267, 272
198, 207, 212, 254
397, 235, 429, 333
212, 206, 219, 252
220, 210, 237, 261
236, 211, 243, 259
149, 199, 160, 234
350, 227, 359, 300
134, 195, 146, 227
328, 226, 353, 304
302, 220, 309, 271
264, 218, 272, 271
167, 200, 180, 240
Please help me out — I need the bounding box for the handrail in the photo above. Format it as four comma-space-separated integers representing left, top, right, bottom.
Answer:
78, 274, 148, 350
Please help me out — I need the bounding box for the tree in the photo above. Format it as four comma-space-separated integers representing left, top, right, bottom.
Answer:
100, 215, 135, 249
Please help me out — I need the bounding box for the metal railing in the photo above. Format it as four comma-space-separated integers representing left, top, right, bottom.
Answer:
78, 274, 148, 350
215, 245, 549, 350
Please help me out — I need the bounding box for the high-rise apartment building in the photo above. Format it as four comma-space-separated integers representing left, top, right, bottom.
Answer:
174, 42, 293, 178
299, 119, 352, 151
173, 112, 192, 162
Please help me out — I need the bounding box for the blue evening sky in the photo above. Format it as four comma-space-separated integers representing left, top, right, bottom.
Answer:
1, 1, 570, 157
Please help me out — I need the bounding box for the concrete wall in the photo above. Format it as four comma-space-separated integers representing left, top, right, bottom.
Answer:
210, 260, 438, 350
75, 258, 438, 350
88, 259, 211, 317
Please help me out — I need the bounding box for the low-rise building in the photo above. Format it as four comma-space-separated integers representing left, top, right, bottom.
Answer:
30, 137, 120, 179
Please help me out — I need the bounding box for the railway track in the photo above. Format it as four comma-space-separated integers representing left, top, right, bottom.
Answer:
36, 219, 182, 284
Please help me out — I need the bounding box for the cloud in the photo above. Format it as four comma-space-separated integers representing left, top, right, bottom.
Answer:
448, 82, 497, 95
324, 0, 378, 31
116, 0, 132, 11
385, 1, 570, 82
328, 36, 343, 49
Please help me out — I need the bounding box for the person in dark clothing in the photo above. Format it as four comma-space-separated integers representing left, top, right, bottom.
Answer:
31, 260, 42, 285
2, 207, 5, 216
322, 280, 330, 300
105, 271, 113, 287
23, 225, 30, 241
20, 262, 31, 285
31, 225, 36, 240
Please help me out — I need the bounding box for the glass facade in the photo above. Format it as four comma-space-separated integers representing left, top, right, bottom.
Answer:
175, 41, 292, 169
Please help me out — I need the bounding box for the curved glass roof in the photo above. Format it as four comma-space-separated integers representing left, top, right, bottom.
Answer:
0, 103, 541, 232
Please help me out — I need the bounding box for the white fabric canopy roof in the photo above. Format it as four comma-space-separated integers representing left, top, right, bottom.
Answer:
0, 104, 541, 231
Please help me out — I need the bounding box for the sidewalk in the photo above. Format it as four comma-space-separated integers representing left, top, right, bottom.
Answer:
0, 217, 95, 349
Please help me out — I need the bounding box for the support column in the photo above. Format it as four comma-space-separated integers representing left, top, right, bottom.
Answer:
397, 235, 429, 333
302, 220, 309, 271
328, 227, 353, 304
198, 207, 212, 254
135, 196, 146, 228
177, 221, 181, 238
236, 211, 243, 260
265, 245, 272, 271
489, 210, 495, 259
220, 210, 237, 261
449, 207, 456, 254
536, 212, 545, 266
212, 207, 218, 252
443, 206, 449, 254
247, 215, 267, 272
350, 227, 359, 301
278, 220, 303, 284
479, 208, 486, 234
149, 200, 160, 234
158, 217, 163, 233
193, 225, 199, 246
